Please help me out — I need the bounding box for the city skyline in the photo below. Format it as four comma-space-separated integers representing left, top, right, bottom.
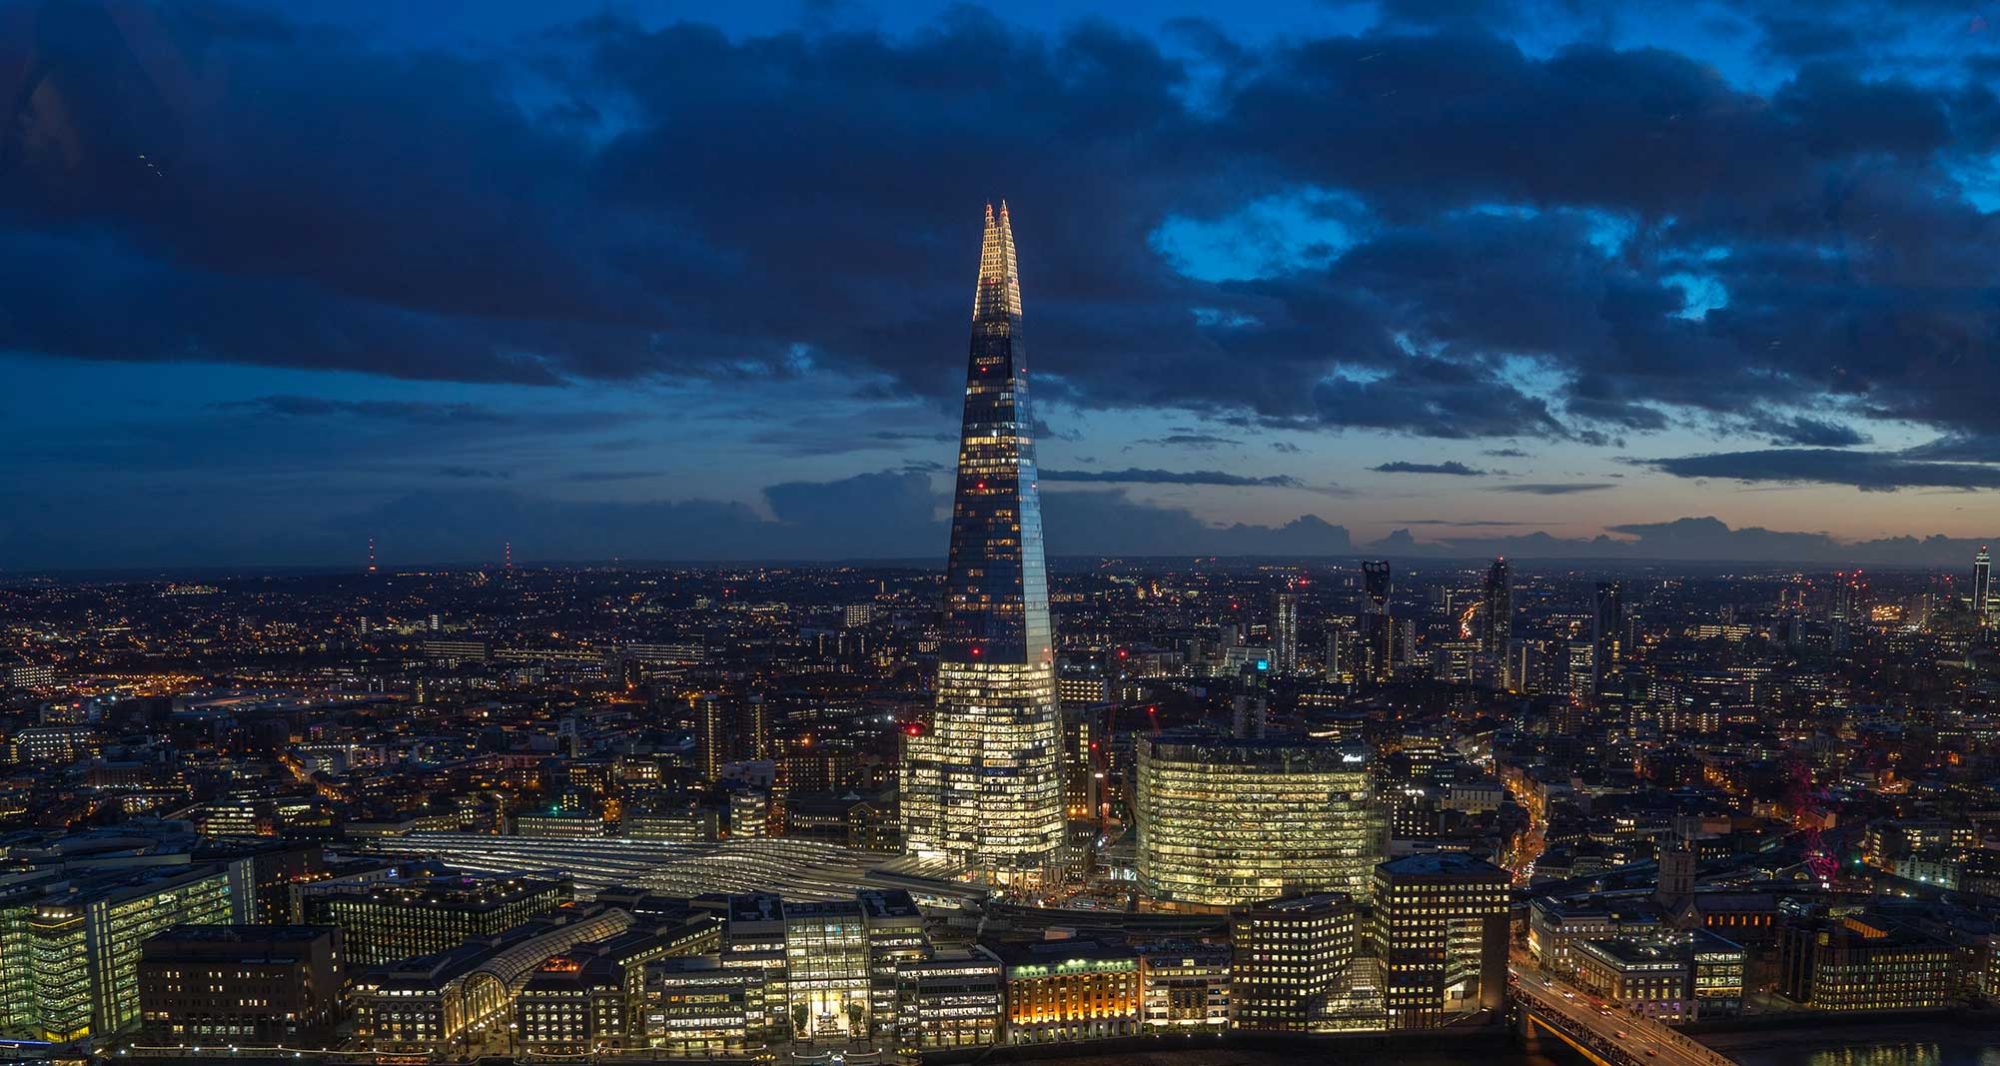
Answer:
4, 0, 2000, 569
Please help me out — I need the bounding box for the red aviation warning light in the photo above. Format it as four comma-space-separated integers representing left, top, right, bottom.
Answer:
904, 723, 925, 738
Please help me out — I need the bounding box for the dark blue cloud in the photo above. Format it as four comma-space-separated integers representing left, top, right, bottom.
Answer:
5, 0, 2000, 565
1041, 468, 1300, 487
1370, 460, 1487, 475
1752, 415, 1871, 447
1492, 482, 1616, 494
7, 0, 2000, 446
1642, 448, 2000, 490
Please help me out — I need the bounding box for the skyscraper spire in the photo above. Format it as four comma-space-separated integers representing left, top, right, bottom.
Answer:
973, 200, 1022, 323
903, 201, 1063, 890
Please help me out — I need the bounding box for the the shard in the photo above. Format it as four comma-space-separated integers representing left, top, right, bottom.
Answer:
901, 203, 1064, 888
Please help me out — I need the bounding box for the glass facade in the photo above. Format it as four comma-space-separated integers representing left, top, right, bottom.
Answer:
903, 203, 1064, 887
3, 863, 248, 1042
1135, 734, 1376, 907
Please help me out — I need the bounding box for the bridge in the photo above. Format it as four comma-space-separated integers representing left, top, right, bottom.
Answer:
1511, 962, 1737, 1066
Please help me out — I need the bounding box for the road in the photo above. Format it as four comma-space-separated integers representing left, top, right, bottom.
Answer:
1500, 772, 1546, 882
1510, 960, 1737, 1066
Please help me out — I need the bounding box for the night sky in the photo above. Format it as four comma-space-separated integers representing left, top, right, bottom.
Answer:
5, 0, 2000, 570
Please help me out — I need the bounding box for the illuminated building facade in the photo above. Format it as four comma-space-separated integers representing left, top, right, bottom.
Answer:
1272, 590, 1299, 675
1138, 943, 1233, 1032
902, 203, 1064, 888
9, 861, 252, 1042
515, 955, 627, 1053
996, 940, 1140, 1044
894, 946, 1004, 1049
352, 905, 634, 1052
1372, 854, 1510, 1029
645, 956, 769, 1051
1570, 932, 1743, 1024
719, 890, 930, 1044
1978, 546, 1993, 621
1231, 893, 1357, 1031
1135, 733, 1376, 907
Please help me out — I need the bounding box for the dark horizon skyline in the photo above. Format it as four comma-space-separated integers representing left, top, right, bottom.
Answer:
5, 0, 2000, 569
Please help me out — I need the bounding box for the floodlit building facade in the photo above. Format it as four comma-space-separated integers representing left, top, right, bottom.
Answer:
996, 940, 1140, 1044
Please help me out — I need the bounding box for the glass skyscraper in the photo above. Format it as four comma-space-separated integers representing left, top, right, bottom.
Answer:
1135, 733, 1377, 907
902, 203, 1064, 889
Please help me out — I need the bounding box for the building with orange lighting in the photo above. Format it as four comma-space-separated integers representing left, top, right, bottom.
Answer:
996, 940, 1139, 1044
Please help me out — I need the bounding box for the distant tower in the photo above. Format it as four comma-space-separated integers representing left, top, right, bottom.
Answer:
1272, 589, 1299, 675
1977, 547, 1992, 622
1232, 659, 1271, 739
366, 537, 378, 575
1480, 557, 1511, 654
1360, 561, 1396, 680
901, 202, 1064, 888
694, 694, 728, 781
1591, 582, 1623, 693
1362, 561, 1392, 614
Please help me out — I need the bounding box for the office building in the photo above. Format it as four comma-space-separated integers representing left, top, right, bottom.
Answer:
625, 806, 720, 843
1, 660, 56, 691
515, 954, 628, 1053
1778, 915, 1951, 1011
902, 203, 1064, 889
1527, 896, 1665, 974
303, 873, 570, 967
9, 724, 100, 765
645, 956, 770, 1051
8, 861, 253, 1041
1135, 732, 1376, 907
138, 925, 345, 1042
422, 638, 489, 665
894, 946, 1004, 1050
716, 890, 930, 1044
515, 921, 700, 1053
1272, 590, 1299, 675
1570, 931, 1744, 1024
516, 810, 608, 838
1137, 944, 1231, 1032
1372, 854, 1510, 1029
1231, 893, 1357, 1031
